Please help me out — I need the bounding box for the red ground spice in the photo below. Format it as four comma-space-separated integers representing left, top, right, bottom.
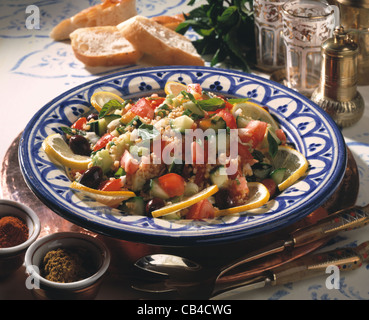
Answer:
0, 216, 29, 248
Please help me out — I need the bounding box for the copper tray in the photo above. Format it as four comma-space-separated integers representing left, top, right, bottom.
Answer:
1, 133, 359, 299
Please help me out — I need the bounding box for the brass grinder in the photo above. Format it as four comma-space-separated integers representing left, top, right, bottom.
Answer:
311, 26, 364, 128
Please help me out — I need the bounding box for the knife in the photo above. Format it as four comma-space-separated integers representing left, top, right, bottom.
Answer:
212, 240, 369, 299
216, 204, 369, 279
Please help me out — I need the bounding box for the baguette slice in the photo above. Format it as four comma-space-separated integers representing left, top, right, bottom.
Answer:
150, 14, 185, 30
50, 0, 137, 41
70, 26, 142, 67
117, 15, 204, 66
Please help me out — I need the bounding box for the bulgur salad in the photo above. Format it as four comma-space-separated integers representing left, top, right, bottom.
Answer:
43, 81, 308, 220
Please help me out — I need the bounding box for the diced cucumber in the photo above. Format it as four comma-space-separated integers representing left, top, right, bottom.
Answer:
122, 197, 145, 215
184, 181, 199, 196
183, 101, 205, 116
104, 114, 121, 124
236, 115, 250, 128
161, 211, 181, 220
127, 116, 143, 128
170, 115, 194, 133
270, 168, 287, 185
89, 118, 107, 136
130, 145, 149, 158
92, 149, 113, 173
131, 174, 146, 192
210, 166, 228, 188
253, 163, 272, 180
210, 116, 226, 130
149, 178, 170, 200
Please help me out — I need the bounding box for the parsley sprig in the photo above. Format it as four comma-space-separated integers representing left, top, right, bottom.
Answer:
176, 0, 255, 72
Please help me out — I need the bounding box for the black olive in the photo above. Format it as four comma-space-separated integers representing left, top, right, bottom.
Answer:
69, 135, 91, 156
87, 113, 99, 121
145, 198, 165, 217
79, 166, 103, 189
214, 188, 235, 209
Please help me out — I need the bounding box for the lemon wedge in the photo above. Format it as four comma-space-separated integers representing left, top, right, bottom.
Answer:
215, 182, 270, 216
90, 91, 125, 112
42, 134, 91, 170
232, 101, 279, 130
272, 145, 309, 191
70, 181, 135, 207
151, 185, 219, 218
164, 81, 187, 96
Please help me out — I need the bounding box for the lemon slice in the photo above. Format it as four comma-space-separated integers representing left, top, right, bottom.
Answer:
272, 145, 309, 191
232, 101, 279, 130
42, 134, 91, 170
151, 185, 219, 218
90, 91, 125, 112
215, 182, 270, 216
70, 181, 135, 207
164, 81, 187, 96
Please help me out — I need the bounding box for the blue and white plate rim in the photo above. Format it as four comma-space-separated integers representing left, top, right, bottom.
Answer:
18, 65, 347, 245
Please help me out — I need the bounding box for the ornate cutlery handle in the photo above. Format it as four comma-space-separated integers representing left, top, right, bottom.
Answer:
272, 240, 369, 286
291, 205, 369, 247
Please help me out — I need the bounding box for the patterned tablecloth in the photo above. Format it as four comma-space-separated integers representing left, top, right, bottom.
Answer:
0, 0, 368, 300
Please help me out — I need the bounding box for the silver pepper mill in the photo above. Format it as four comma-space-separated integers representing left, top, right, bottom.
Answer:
311, 26, 364, 128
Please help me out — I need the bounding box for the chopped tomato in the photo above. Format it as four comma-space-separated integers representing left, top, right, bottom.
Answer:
71, 117, 87, 130
194, 164, 206, 186
276, 129, 287, 145
186, 199, 215, 220
217, 109, 237, 129
225, 100, 233, 110
191, 141, 208, 165
238, 120, 268, 148
187, 83, 202, 96
148, 97, 165, 109
229, 176, 249, 200
93, 133, 114, 152
158, 173, 185, 198
130, 98, 155, 119
99, 178, 124, 191
237, 142, 257, 166
261, 178, 277, 198
120, 150, 139, 175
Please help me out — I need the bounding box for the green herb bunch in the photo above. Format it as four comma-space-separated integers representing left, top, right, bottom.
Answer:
176, 0, 256, 72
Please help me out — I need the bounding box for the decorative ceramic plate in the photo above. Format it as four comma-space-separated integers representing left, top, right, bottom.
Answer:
19, 66, 346, 245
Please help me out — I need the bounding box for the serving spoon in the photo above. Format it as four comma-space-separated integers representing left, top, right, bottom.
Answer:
132, 204, 369, 298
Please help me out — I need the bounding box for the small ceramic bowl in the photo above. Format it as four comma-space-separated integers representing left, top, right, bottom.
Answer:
0, 199, 41, 278
24, 232, 110, 300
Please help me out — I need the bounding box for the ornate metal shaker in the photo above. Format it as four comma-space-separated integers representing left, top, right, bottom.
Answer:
311, 26, 364, 127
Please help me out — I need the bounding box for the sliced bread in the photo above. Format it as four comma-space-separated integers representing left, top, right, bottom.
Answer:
50, 0, 137, 41
70, 26, 142, 67
150, 14, 185, 30
117, 15, 204, 66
